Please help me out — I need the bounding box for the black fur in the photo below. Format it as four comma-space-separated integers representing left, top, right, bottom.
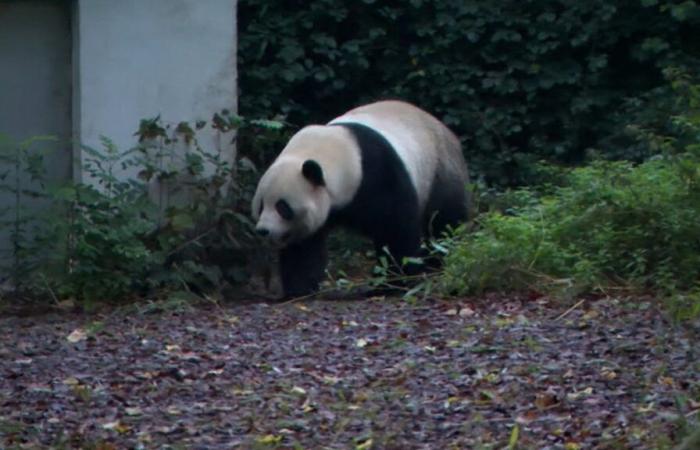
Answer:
277, 122, 467, 297
329, 123, 422, 263
424, 166, 470, 238
279, 229, 328, 297
302, 159, 325, 186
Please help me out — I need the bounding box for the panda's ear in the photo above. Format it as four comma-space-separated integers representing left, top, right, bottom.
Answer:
302, 159, 325, 187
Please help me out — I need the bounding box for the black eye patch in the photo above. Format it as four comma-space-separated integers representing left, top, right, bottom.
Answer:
276, 199, 295, 220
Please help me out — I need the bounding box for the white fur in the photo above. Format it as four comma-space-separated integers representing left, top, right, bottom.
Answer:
278, 125, 363, 208
252, 125, 362, 244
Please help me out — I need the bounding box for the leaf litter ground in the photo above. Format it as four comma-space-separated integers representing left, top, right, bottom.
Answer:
1, 295, 698, 449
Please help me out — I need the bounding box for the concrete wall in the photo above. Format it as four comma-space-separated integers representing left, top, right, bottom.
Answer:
75, 0, 238, 185
0, 0, 238, 277
0, 0, 72, 144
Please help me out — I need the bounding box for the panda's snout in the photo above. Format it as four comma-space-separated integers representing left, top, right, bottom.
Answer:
256, 227, 270, 237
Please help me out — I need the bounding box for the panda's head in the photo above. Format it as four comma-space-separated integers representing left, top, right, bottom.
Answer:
252, 158, 330, 247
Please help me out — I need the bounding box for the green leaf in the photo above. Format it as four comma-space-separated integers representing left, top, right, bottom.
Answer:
170, 212, 195, 231
249, 119, 285, 130
508, 424, 520, 449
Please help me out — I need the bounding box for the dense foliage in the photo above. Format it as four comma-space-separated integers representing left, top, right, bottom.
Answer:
441, 72, 700, 318
0, 115, 283, 305
239, 0, 700, 184
1, 2, 698, 308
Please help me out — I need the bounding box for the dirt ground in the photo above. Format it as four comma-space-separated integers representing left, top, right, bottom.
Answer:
1, 294, 698, 449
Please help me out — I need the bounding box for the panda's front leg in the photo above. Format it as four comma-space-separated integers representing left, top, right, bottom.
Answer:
278, 230, 328, 298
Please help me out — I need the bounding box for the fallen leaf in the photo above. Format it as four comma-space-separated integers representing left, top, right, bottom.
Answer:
177, 351, 200, 362
124, 407, 143, 416
601, 369, 617, 380
459, 306, 475, 317
257, 434, 282, 445
567, 387, 593, 400
134, 371, 156, 380
322, 375, 340, 385
582, 310, 599, 320
224, 315, 239, 324
356, 438, 373, 450
535, 392, 559, 409
56, 299, 75, 310
494, 317, 514, 327
444, 396, 461, 407
637, 403, 655, 413
231, 388, 254, 395
101, 420, 120, 430
301, 396, 315, 413
508, 424, 519, 449
515, 411, 539, 425
658, 376, 675, 387
66, 328, 87, 343
62, 377, 80, 386
155, 425, 179, 434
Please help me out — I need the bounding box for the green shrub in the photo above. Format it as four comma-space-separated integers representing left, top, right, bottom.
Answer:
0, 135, 59, 286
1, 114, 283, 305
41, 179, 156, 303
442, 75, 700, 301
239, 0, 700, 185
444, 156, 700, 295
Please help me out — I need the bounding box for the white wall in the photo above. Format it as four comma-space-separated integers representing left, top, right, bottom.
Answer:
75, 0, 238, 183
0, 0, 237, 279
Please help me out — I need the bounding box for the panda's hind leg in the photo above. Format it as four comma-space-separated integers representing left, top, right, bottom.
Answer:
373, 216, 423, 276
422, 175, 471, 269
364, 219, 423, 298
279, 230, 328, 298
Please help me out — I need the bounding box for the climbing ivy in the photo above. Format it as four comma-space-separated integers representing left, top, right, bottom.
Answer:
239, 0, 700, 185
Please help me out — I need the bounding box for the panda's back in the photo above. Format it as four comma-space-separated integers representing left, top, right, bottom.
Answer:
328, 100, 467, 216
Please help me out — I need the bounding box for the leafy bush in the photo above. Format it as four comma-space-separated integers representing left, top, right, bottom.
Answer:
443, 157, 700, 293
441, 74, 700, 308
1, 114, 283, 305
239, 0, 700, 185
0, 135, 58, 286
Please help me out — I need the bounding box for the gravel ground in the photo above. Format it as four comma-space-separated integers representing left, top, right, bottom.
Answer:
1, 294, 698, 449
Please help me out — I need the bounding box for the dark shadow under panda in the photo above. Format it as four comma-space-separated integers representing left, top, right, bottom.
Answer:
252, 100, 470, 298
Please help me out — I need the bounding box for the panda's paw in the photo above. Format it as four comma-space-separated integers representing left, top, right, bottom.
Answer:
247, 273, 284, 300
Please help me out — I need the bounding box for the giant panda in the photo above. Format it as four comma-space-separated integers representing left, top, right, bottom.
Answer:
252, 100, 470, 297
